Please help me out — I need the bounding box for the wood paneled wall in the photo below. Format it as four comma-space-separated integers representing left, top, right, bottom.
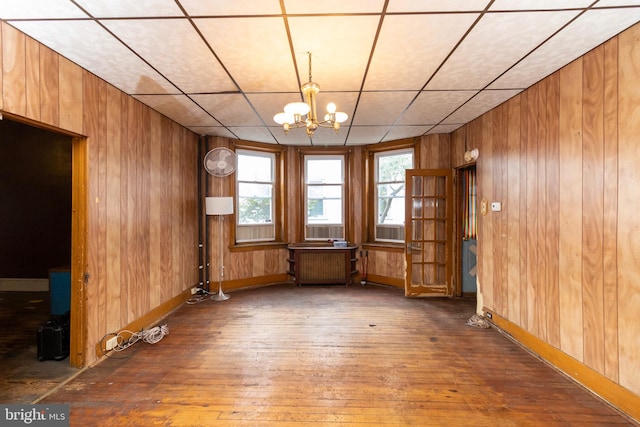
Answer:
457, 24, 640, 398
1, 22, 200, 366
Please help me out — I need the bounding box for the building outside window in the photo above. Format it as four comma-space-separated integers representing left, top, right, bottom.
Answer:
304, 154, 345, 240
236, 149, 275, 242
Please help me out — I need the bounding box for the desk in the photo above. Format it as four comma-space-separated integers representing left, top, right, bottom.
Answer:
287, 244, 358, 285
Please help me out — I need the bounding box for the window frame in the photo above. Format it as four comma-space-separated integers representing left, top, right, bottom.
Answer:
230, 141, 286, 250
365, 139, 417, 246
301, 151, 349, 242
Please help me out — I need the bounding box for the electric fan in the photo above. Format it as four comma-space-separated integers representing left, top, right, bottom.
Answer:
204, 147, 237, 301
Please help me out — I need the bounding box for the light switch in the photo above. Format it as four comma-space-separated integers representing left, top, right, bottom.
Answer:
491, 202, 501, 212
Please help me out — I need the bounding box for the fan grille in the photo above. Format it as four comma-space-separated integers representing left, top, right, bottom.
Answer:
204, 148, 236, 177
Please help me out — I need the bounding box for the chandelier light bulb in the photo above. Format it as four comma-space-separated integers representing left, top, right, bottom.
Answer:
335, 111, 348, 123
326, 102, 336, 114
284, 102, 310, 116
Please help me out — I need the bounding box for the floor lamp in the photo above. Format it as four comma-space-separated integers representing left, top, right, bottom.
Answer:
206, 196, 233, 301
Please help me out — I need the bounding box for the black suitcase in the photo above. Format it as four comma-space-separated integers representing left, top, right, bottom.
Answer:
37, 313, 70, 361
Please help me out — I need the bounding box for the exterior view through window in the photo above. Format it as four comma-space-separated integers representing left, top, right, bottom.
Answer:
375, 148, 413, 242
236, 149, 275, 242
304, 155, 345, 240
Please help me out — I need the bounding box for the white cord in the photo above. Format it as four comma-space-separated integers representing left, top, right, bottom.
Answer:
106, 324, 169, 352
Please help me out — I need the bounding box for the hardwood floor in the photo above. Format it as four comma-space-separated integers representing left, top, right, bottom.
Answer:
0, 291, 79, 403
37, 283, 634, 426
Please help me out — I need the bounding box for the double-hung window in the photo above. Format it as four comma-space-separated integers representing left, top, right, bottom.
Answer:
374, 148, 413, 242
236, 149, 276, 242
304, 154, 345, 240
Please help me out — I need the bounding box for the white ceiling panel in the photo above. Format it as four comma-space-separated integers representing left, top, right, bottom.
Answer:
284, 0, 385, 14
195, 17, 297, 93
179, 0, 282, 16
387, 0, 491, 12
443, 90, 522, 124
489, 7, 640, 89
2, 1, 639, 145
191, 94, 264, 127
426, 10, 581, 90
287, 16, 379, 92
134, 95, 220, 127
345, 126, 391, 145
383, 126, 433, 142
8, 20, 176, 94
0, 0, 87, 19
489, 0, 594, 10
352, 91, 418, 126
397, 91, 478, 125
188, 126, 236, 138
74, 0, 183, 18
365, 13, 480, 91
101, 19, 237, 94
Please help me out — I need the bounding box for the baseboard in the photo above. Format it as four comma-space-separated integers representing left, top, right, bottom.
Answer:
365, 274, 403, 288
0, 278, 49, 291
485, 309, 640, 423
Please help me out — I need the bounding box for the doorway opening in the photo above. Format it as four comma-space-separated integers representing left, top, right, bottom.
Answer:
0, 116, 85, 402
454, 165, 477, 298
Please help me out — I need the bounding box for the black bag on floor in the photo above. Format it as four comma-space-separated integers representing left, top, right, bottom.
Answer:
37, 312, 70, 361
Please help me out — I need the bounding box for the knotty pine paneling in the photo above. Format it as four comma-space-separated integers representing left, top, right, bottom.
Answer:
469, 21, 640, 399
1, 23, 200, 366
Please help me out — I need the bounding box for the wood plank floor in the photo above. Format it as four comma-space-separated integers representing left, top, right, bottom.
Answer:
39, 283, 635, 426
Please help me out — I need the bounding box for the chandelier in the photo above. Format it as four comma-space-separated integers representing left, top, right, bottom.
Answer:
274, 52, 348, 136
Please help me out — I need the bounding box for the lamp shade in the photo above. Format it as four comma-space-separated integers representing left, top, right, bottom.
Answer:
206, 197, 234, 215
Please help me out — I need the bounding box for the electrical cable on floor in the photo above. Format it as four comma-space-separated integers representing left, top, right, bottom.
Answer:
99, 324, 169, 358
186, 288, 216, 304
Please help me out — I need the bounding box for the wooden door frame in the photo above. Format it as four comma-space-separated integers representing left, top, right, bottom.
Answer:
70, 136, 87, 368
1, 112, 87, 368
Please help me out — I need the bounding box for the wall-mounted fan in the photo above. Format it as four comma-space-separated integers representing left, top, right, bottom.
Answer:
204, 147, 236, 177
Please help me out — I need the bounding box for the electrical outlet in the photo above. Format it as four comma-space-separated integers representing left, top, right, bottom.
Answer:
485, 312, 493, 319
105, 336, 118, 351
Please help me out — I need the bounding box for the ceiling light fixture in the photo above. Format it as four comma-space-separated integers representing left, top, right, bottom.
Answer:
274, 52, 348, 136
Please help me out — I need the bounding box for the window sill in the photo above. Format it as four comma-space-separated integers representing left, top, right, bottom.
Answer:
230, 241, 288, 252
361, 242, 405, 252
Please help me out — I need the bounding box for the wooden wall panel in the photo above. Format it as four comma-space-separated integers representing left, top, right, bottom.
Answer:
470, 21, 640, 402
581, 46, 605, 373
544, 72, 560, 348
506, 96, 522, 325
0, 22, 3, 111
450, 127, 467, 169
39, 45, 59, 127
2, 24, 26, 116
558, 59, 584, 361
617, 22, 640, 396
58, 57, 83, 134
1, 25, 200, 365
25, 37, 40, 121
602, 37, 619, 383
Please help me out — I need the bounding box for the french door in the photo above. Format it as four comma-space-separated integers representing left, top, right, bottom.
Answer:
405, 169, 453, 297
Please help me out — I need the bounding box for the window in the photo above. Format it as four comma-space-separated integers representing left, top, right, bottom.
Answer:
236, 149, 275, 242
374, 148, 413, 242
304, 155, 345, 240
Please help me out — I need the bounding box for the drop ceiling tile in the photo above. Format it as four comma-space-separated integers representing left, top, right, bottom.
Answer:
345, 126, 391, 145
188, 126, 237, 139
352, 91, 418, 126
489, 0, 594, 10
442, 89, 521, 124
228, 127, 279, 144
427, 124, 464, 134
364, 13, 479, 91
287, 16, 380, 92
194, 17, 297, 93
101, 19, 237, 94
134, 95, 220, 127
284, 0, 385, 14
490, 8, 640, 89
382, 126, 432, 142
426, 10, 580, 90
191, 94, 264, 127
179, 0, 282, 16
74, 0, 183, 18
397, 90, 477, 125
387, 0, 491, 12
310, 128, 348, 146
0, 0, 87, 19
8, 20, 176, 94
596, 0, 640, 5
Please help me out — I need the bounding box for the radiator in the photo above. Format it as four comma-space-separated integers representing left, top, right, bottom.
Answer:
298, 251, 345, 282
